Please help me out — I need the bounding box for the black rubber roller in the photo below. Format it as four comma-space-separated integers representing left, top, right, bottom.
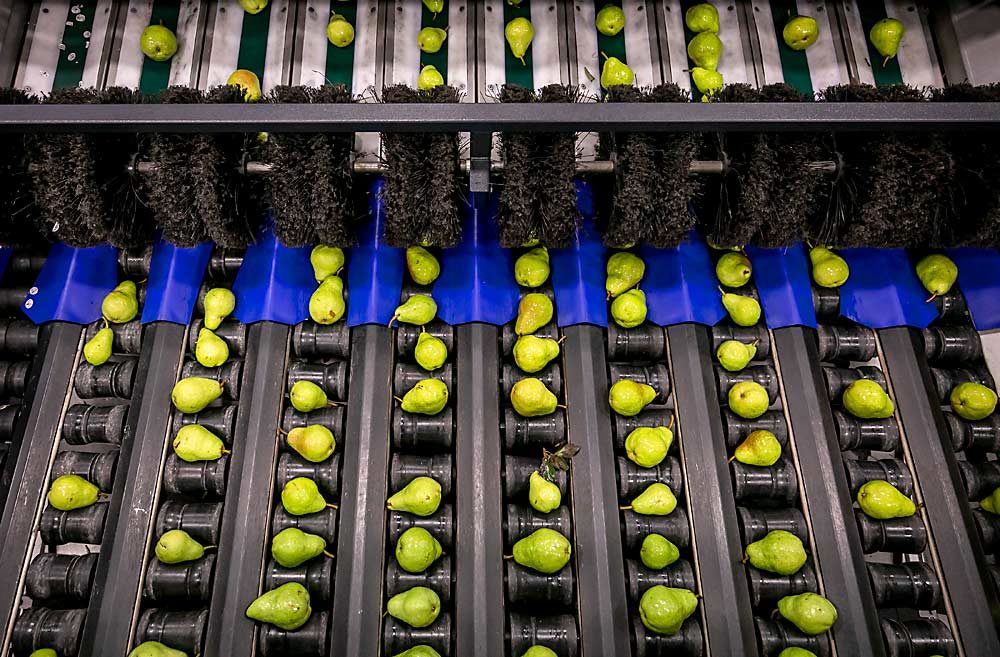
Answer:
388, 505, 454, 548
25, 552, 98, 603
500, 323, 559, 356
867, 562, 941, 610
397, 362, 455, 396
0, 360, 29, 397
613, 409, 675, 448
391, 453, 453, 498
62, 403, 128, 446
973, 508, 1000, 553
396, 321, 455, 359
288, 360, 349, 402
386, 556, 452, 604
161, 454, 229, 499
622, 508, 690, 551
843, 458, 913, 497
923, 326, 982, 365
823, 365, 885, 402
118, 247, 152, 277
723, 410, 788, 449
266, 558, 334, 602
834, 409, 900, 453
506, 560, 575, 607
0, 403, 19, 442
393, 407, 454, 451
156, 500, 223, 546
206, 250, 245, 279
958, 460, 1000, 500
934, 290, 968, 323
811, 286, 840, 320
51, 450, 117, 492
506, 504, 572, 546
259, 609, 330, 657
731, 459, 799, 505
272, 505, 338, 544
505, 454, 567, 500
617, 456, 683, 499
189, 319, 248, 357
143, 554, 216, 602
503, 361, 563, 400
609, 363, 671, 402
11, 607, 86, 657
508, 612, 578, 657
716, 365, 779, 405
0, 318, 40, 355
277, 453, 340, 499
712, 324, 771, 359
292, 322, 350, 360
943, 412, 1000, 453
136, 608, 208, 657
855, 511, 927, 555
74, 358, 136, 399
7, 253, 46, 277
181, 359, 243, 400
816, 325, 876, 363
176, 405, 238, 445
607, 323, 667, 361
632, 614, 703, 657
880, 617, 956, 657
503, 407, 565, 451
737, 506, 809, 544
625, 559, 697, 600
0, 286, 29, 314
755, 615, 831, 657
747, 563, 818, 606
283, 406, 345, 440
384, 614, 452, 656
39, 502, 108, 545
85, 319, 143, 355
930, 365, 996, 402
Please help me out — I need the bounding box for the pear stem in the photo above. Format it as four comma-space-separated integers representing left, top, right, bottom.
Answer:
557, 335, 566, 345
619, 505, 632, 511
327, 400, 343, 407
394, 396, 404, 404
204, 545, 218, 551
882, 55, 891, 67
388, 314, 399, 327
503, 554, 513, 560
740, 555, 748, 564
925, 294, 937, 303
557, 404, 567, 410
668, 415, 675, 430
326, 503, 339, 510
601, 51, 609, 61
518, 56, 525, 66
221, 449, 231, 456
323, 550, 336, 559
277, 428, 289, 436
727, 455, 736, 464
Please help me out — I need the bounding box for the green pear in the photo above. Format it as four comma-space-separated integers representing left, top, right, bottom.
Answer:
606, 252, 645, 297
29, 650, 59, 657
171, 377, 223, 413
721, 291, 761, 327
310, 245, 344, 282
512, 528, 572, 574
406, 246, 441, 285
287, 424, 336, 462
529, 471, 561, 513
687, 31, 723, 70
623, 483, 677, 516
600, 56, 634, 89
624, 426, 673, 468
915, 254, 957, 298
47, 474, 99, 511
418, 27, 447, 54
842, 379, 894, 419
513, 335, 560, 374
810, 246, 850, 288
783, 16, 819, 50
515, 247, 550, 288
387, 586, 441, 628
238, 0, 268, 14
716, 340, 756, 372
685, 3, 719, 33
869, 18, 904, 66
391, 294, 437, 326
309, 275, 346, 325
777, 592, 838, 635
505, 17, 534, 65
155, 529, 209, 564
127, 642, 188, 657
140, 25, 178, 62
640, 533, 680, 570
290, 380, 329, 412
639, 586, 698, 635
521, 648, 557, 657
387, 476, 442, 517
401, 379, 449, 415
732, 430, 781, 467
515, 293, 554, 335
950, 382, 997, 420
716, 252, 752, 288
246, 582, 312, 630
395, 526, 443, 573
596, 4, 626, 36
744, 529, 806, 575
102, 281, 139, 324
271, 527, 329, 568
728, 381, 770, 419
609, 379, 656, 417
84, 327, 113, 366
611, 289, 647, 329
281, 477, 335, 516
778, 649, 818, 657
417, 65, 444, 91
204, 287, 236, 330
195, 328, 229, 367
979, 487, 1000, 514
327, 14, 354, 48
393, 647, 442, 657
691, 67, 724, 97
173, 424, 228, 462
808, 245, 833, 266
415, 332, 448, 371
422, 0, 444, 18
227, 69, 261, 102
857, 479, 916, 520
510, 378, 558, 417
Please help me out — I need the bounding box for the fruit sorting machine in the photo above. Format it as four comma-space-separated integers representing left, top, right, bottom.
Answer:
1, 1, 1000, 657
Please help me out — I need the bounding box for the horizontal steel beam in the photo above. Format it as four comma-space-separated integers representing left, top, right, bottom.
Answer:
0, 102, 997, 133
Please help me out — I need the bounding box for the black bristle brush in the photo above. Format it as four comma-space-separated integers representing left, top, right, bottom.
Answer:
265, 85, 355, 247
645, 83, 700, 247
0, 88, 41, 247
496, 84, 537, 247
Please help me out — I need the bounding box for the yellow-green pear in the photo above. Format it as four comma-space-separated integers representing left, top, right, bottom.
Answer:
721, 291, 761, 327
387, 476, 442, 517
916, 254, 958, 298
601, 55, 634, 89
387, 586, 441, 628
422, 0, 444, 18
777, 592, 838, 635
414, 332, 448, 371
510, 378, 558, 417
238, 0, 268, 14
310, 245, 344, 282
195, 328, 229, 368
84, 327, 114, 366
171, 377, 223, 413
400, 379, 449, 415
716, 252, 752, 288
271, 527, 329, 568
980, 487, 1000, 514
227, 69, 261, 102
290, 380, 329, 412
950, 382, 998, 421
625, 426, 673, 468
395, 527, 443, 573
869, 18, 904, 66
810, 246, 850, 288
406, 246, 441, 285
842, 379, 894, 419
281, 477, 335, 516
622, 482, 677, 516
127, 642, 188, 657
685, 3, 719, 33
596, 4, 626, 36
609, 379, 656, 416
418, 27, 447, 54
417, 65, 444, 91
641, 534, 680, 570
744, 529, 806, 576
515, 293, 554, 335
783, 16, 819, 51
156, 529, 209, 564
716, 340, 756, 372
691, 67, 724, 97
309, 275, 346, 325
246, 582, 312, 630
515, 247, 550, 288
391, 294, 437, 326
512, 528, 572, 574
857, 480, 916, 520
611, 289, 647, 329
204, 287, 236, 330
728, 381, 770, 419
47, 474, 100, 511
732, 429, 781, 466
687, 31, 723, 70
287, 424, 336, 462
102, 281, 139, 324
639, 586, 698, 635
327, 14, 354, 48
505, 17, 534, 65
606, 252, 645, 297
528, 471, 561, 513
520, 648, 557, 657
512, 335, 560, 374
140, 25, 178, 62
173, 424, 228, 462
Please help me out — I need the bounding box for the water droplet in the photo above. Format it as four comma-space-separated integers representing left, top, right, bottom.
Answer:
67, 52, 77, 62
71, 4, 80, 13
76, 13, 86, 22
29, 287, 38, 295
83, 30, 91, 38
58, 42, 66, 50
24, 299, 33, 309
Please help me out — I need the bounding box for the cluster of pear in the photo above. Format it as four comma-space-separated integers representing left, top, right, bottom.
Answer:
83, 281, 141, 366
713, 247, 761, 328
390, 247, 440, 328
417, 0, 451, 90
384, 477, 444, 629
685, 3, 723, 98
509, 249, 561, 419
608, 251, 647, 329
591, 4, 634, 89
308, 245, 347, 325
